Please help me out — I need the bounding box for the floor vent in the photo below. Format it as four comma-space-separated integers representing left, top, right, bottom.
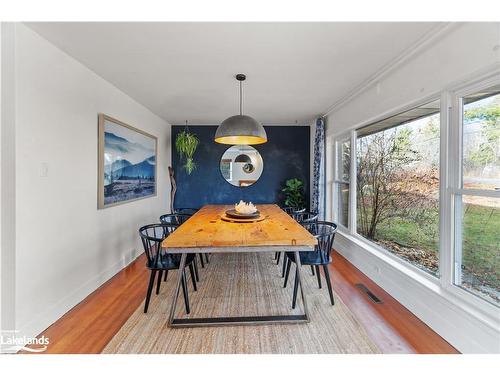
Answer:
355, 283, 383, 304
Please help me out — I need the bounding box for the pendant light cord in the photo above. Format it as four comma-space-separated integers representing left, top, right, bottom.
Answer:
239, 80, 242, 116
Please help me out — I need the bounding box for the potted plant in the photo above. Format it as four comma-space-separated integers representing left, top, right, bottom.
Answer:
175, 130, 199, 175
281, 178, 305, 209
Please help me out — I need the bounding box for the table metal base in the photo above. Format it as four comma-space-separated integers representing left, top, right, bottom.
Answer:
168, 251, 310, 328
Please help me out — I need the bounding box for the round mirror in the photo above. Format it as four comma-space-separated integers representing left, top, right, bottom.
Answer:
220, 145, 263, 187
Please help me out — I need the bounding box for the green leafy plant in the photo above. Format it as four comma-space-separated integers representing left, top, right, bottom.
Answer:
281, 178, 305, 209
175, 130, 199, 175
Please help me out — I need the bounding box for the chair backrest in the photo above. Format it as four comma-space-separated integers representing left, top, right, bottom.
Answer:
281, 206, 306, 218
174, 207, 199, 216
295, 211, 318, 225
139, 223, 177, 267
159, 213, 191, 226
303, 221, 338, 263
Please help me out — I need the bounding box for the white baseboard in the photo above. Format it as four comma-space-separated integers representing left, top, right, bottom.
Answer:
17, 247, 143, 341
334, 233, 500, 353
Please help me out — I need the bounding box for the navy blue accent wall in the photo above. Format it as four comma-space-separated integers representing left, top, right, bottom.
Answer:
171, 125, 310, 209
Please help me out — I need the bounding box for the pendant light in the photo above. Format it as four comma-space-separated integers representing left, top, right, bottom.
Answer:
215, 74, 267, 145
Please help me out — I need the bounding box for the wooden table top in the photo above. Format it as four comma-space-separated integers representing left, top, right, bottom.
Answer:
162, 204, 317, 253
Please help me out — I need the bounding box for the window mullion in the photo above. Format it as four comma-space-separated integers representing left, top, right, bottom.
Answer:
439, 91, 453, 288
332, 139, 339, 224
348, 130, 357, 235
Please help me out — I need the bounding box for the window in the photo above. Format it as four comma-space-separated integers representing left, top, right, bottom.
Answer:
334, 138, 350, 228
462, 89, 500, 191
454, 87, 500, 306
332, 75, 500, 312
356, 100, 440, 276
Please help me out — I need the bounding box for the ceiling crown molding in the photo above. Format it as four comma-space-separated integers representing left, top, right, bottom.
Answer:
321, 22, 458, 118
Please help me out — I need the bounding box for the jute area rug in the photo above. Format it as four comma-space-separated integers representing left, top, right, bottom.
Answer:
103, 252, 380, 354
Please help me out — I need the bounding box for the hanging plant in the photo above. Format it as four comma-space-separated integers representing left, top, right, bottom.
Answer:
175, 128, 199, 175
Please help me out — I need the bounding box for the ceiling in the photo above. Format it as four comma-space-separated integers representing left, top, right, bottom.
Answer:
26, 22, 441, 125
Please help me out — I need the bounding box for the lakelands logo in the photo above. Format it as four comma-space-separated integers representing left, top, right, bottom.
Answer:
0, 330, 49, 353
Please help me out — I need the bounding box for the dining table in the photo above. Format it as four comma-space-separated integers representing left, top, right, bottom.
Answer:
161, 204, 317, 328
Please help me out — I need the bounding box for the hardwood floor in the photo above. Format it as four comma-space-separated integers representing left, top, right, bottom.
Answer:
27, 251, 458, 354
325, 254, 459, 353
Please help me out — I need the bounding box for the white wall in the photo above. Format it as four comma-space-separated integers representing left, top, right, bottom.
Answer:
325, 23, 500, 353
327, 23, 500, 135
0, 23, 17, 333
11, 24, 171, 339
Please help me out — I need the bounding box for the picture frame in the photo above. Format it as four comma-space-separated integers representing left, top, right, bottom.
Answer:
98, 114, 158, 209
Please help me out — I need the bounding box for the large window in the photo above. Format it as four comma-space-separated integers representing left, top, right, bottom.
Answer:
355, 100, 441, 276
454, 87, 500, 305
333, 77, 500, 310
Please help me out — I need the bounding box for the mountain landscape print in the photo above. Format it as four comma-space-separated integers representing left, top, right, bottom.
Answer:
99, 115, 157, 208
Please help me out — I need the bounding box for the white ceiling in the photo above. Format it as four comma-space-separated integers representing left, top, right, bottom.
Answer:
26, 22, 440, 125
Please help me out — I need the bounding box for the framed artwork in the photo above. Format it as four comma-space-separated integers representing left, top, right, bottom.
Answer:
98, 114, 157, 208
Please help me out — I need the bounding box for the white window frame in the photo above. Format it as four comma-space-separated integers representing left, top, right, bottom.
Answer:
330, 71, 500, 321
354, 98, 443, 282
442, 74, 500, 315
332, 134, 352, 231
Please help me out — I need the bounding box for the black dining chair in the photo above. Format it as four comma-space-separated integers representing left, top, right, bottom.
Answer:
170, 209, 210, 266
174, 207, 199, 216
274, 206, 307, 262
139, 223, 197, 314
283, 221, 338, 307
281, 206, 306, 218
160, 213, 191, 225
278, 211, 319, 277
159, 213, 202, 281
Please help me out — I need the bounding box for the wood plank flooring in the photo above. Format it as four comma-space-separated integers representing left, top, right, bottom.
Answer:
27, 251, 459, 354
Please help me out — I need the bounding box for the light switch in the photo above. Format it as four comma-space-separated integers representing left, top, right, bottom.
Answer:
40, 162, 49, 177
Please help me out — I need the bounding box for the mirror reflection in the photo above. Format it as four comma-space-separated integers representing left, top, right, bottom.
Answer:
220, 145, 263, 187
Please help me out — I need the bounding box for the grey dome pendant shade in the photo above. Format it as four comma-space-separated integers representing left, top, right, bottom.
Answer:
215, 74, 267, 145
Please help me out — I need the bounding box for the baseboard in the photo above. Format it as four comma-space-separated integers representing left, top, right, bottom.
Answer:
334, 233, 500, 353
17, 247, 143, 341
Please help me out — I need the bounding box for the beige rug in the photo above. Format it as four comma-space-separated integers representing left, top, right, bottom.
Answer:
103, 252, 380, 354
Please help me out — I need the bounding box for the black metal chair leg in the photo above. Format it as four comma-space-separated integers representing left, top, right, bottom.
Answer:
193, 258, 200, 282
274, 252, 278, 260
283, 258, 291, 287
315, 265, 322, 289
281, 252, 288, 277
311, 265, 315, 276
163, 269, 168, 282
144, 270, 157, 313
276, 251, 281, 265
189, 263, 197, 291
198, 253, 205, 268
181, 270, 190, 314
323, 264, 335, 305
205, 253, 210, 263
292, 267, 299, 309
156, 270, 163, 295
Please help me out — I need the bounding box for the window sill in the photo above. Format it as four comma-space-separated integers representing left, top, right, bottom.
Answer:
335, 228, 500, 330
338, 228, 441, 289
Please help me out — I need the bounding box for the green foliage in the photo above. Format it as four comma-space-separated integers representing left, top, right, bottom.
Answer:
175, 131, 199, 175
421, 117, 439, 139
281, 178, 305, 209
463, 103, 500, 171
356, 126, 422, 239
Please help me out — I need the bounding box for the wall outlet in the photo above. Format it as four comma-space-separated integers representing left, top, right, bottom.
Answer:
39, 162, 49, 177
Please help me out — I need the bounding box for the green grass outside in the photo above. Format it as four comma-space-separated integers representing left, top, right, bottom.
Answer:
461, 204, 499, 285
359, 204, 499, 288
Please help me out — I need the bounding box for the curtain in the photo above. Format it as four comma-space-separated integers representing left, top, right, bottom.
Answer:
311, 117, 326, 219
